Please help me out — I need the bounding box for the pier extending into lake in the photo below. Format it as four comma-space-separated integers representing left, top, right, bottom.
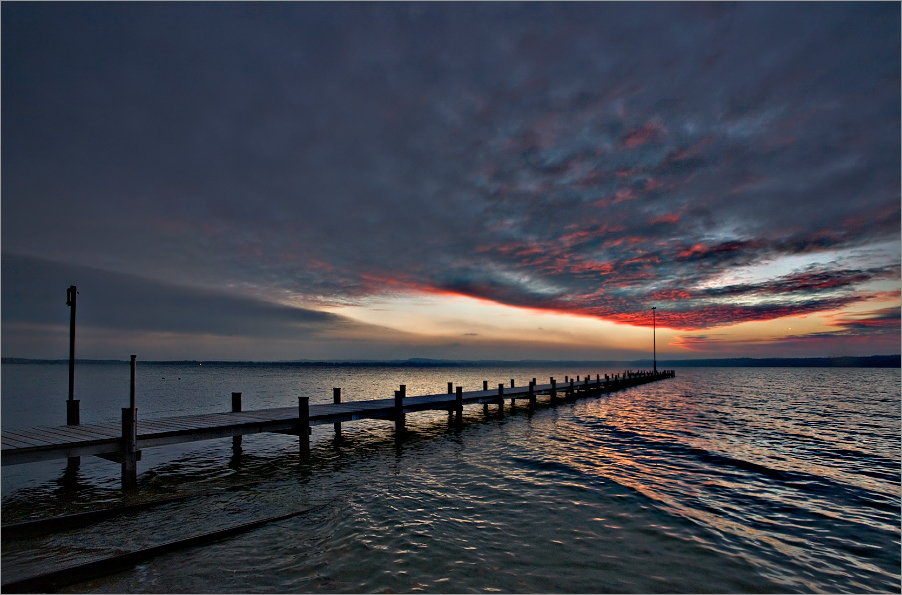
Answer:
1, 368, 674, 490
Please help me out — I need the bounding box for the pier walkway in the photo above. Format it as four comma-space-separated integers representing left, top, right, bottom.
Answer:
2, 369, 674, 489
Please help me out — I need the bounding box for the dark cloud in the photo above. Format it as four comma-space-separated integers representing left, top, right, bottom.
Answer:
2, 2, 899, 349
2, 254, 360, 340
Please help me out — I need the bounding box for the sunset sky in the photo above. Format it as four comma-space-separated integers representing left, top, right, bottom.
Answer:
3, 2, 899, 361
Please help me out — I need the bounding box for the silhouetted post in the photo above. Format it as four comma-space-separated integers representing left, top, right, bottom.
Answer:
497, 383, 504, 415
395, 385, 406, 435
65, 286, 80, 469
455, 386, 463, 424
299, 396, 310, 460
232, 392, 242, 451
510, 379, 515, 405
333, 388, 342, 441
448, 382, 453, 394
483, 380, 488, 391
528, 381, 536, 408
550, 377, 557, 403
121, 355, 138, 490
652, 306, 657, 372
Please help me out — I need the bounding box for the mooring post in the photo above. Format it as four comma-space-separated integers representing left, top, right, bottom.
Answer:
448, 382, 453, 394
528, 380, 535, 408
333, 388, 342, 441
66, 286, 80, 469
568, 378, 574, 399
232, 392, 242, 450
121, 355, 138, 490
483, 380, 488, 391
497, 383, 504, 415
455, 385, 463, 424
395, 385, 406, 435
298, 396, 310, 461
550, 377, 557, 403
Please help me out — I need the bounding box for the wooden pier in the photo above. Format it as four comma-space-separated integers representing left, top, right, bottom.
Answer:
1, 369, 674, 490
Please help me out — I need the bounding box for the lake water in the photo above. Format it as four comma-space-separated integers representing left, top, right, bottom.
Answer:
2, 363, 899, 593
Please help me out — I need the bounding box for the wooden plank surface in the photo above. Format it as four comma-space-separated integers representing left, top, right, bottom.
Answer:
2, 374, 670, 464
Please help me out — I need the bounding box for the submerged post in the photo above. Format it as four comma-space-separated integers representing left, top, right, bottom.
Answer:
299, 396, 310, 460
232, 392, 242, 450
66, 286, 80, 469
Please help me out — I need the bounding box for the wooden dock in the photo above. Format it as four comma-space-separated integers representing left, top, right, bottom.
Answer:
2, 369, 674, 490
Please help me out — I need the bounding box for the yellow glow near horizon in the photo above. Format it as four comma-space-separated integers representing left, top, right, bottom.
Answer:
324, 291, 676, 354
321, 289, 899, 357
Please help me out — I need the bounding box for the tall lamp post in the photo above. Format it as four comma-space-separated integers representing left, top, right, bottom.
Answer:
652, 306, 656, 372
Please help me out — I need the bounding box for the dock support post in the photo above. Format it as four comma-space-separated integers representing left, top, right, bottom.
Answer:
299, 396, 310, 461
333, 388, 342, 441
395, 385, 406, 435
455, 386, 463, 425
121, 406, 138, 490
528, 381, 535, 408
121, 355, 138, 490
66, 286, 80, 470
448, 382, 453, 394
497, 384, 504, 415
550, 378, 557, 404
483, 380, 488, 391
232, 392, 242, 451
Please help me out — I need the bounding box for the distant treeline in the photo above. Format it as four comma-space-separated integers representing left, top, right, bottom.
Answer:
3, 355, 899, 368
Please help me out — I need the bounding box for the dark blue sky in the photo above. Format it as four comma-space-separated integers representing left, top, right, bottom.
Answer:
3, 2, 899, 360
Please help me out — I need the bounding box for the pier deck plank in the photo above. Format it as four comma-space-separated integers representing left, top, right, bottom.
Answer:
2, 373, 671, 467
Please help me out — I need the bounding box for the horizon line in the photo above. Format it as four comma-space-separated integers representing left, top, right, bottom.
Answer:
2, 355, 899, 368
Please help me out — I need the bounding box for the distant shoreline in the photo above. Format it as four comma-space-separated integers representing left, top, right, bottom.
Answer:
2, 355, 899, 368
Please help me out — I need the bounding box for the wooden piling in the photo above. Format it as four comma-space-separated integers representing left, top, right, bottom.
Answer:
121, 407, 138, 490
121, 355, 138, 490
497, 384, 504, 415
298, 396, 310, 460
550, 377, 557, 403
455, 386, 463, 424
66, 286, 80, 469
232, 392, 242, 450
447, 382, 453, 394
483, 380, 488, 391
333, 388, 342, 440
395, 385, 406, 435
528, 381, 535, 408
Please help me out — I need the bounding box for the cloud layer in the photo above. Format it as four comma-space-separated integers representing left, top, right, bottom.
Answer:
3, 3, 899, 355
